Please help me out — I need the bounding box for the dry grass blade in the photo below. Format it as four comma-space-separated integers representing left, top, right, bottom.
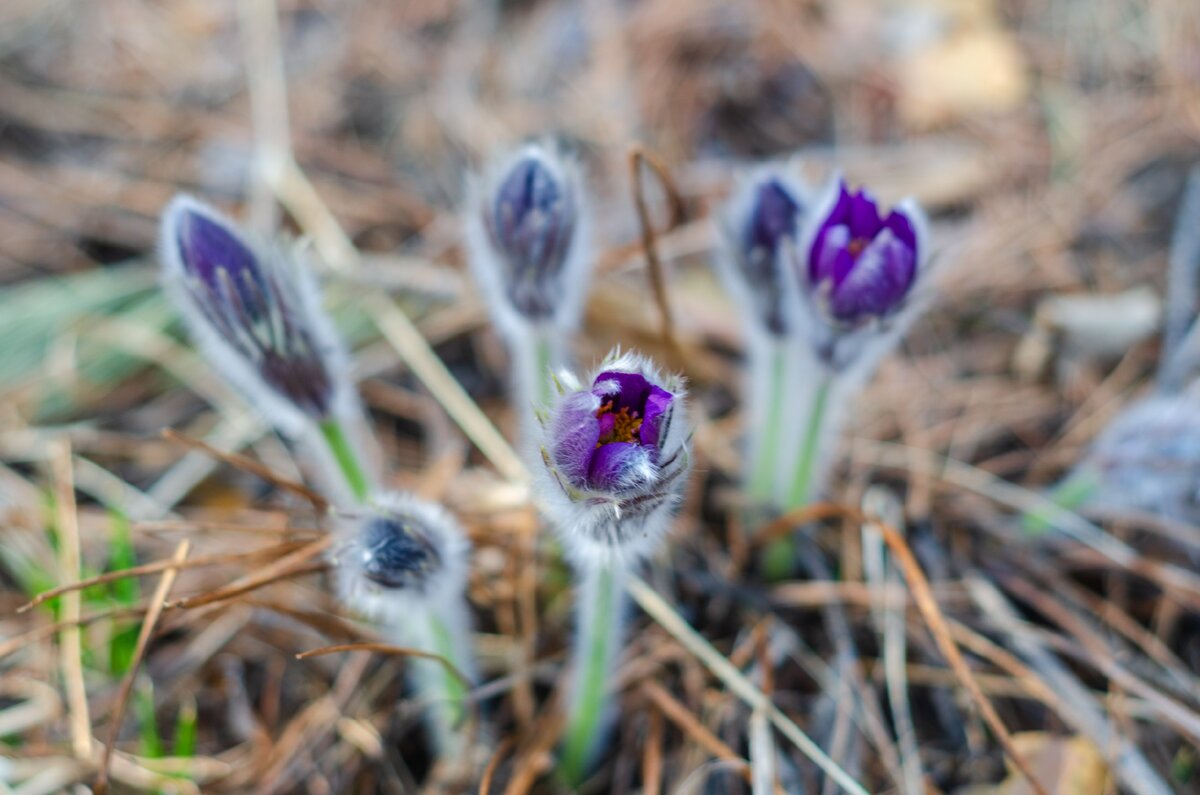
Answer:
1, 607, 150, 661
168, 535, 331, 609
51, 439, 91, 761
95, 539, 191, 795
478, 737, 514, 795
641, 680, 752, 783
295, 642, 471, 690
643, 702, 665, 795
160, 428, 329, 512
966, 575, 1173, 795
18, 541, 312, 613
629, 145, 686, 356
860, 513, 1051, 795
627, 576, 869, 795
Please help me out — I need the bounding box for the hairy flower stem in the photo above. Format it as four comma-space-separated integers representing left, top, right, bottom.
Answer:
514, 324, 561, 446
317, 418, 372, 503
747, 341, 787, 505
764, 374, 832, 579
321, 421, 471, 758
562, 559, 626, 785
415, 609, 471, 756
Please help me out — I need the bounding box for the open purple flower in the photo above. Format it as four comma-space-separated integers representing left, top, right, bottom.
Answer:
471, 143, 586, 325
808, 180, 920, 324
160, 195, 345, 431
537, 351, 692, 561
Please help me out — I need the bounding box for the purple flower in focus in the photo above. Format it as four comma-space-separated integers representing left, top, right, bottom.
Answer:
808, 180, 920, 324
470, 143, 587, 325
537, 351, 692, 561
160, 195, 344, 430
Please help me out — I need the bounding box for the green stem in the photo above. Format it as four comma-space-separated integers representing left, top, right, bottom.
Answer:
318, 418, 371, 502
748, 342, 786, 504
561, 562, 618, 784
786, 376, 832, 510
763, 375, 831, 580
534, 330, 554, 408
1020, 468, 1099, 535
428, 613, 469, 733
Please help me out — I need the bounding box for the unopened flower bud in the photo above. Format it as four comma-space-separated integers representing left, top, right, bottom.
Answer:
719, 169, 808, 336
466, 142, 591, 334
159, 195, 348, 434
334, 492, 470, 621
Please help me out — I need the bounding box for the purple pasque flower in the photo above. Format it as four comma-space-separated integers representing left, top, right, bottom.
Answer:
334, 492, 470, 621
467, 142, 591, 333
537, 351, 692, 562
807, 179, 921, 325
721, 170, 807, 336
160, 195, 345, 432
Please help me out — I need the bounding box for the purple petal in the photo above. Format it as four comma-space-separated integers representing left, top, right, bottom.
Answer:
177, 210, 259, 293
811, 224, 853, 287
828, 230, 916, 321
745, 180, 800, 262
882, 209, 918, 254
592, 370, 652, 413
551, 391, 602, 485
639, 386, 674, 449
587, 442, 652, 490
846, 188, 882, 238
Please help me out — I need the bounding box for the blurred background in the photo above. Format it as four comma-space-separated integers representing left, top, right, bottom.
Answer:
3, 1, 1200, 793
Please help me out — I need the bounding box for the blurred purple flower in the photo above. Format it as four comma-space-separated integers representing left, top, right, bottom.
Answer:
732, 177, 804, 335
161, 195, 340, 427
537, 351, 692, 561
808, 180, 920, 324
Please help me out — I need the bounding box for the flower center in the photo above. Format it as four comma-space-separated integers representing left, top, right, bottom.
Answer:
595, 401, 643, 447
846, 237, 869, 258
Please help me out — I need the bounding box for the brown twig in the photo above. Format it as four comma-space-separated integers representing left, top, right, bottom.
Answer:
95, 540, 191, 794
478, 737, 515, 795
168, 536, 332, 609
161, 428, 329, 512
18, 541, 312, 613
629, 145, 686, 357
295, 642, 471, 689
858, 510, 1051, 795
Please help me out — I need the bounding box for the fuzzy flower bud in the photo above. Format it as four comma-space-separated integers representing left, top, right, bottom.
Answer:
536, 350, 692, 562
794, 178, 930, 372
159, 195, 350, 435
466, 142, 591, 335
718, 167, 809, 336
333, 492, 471, 621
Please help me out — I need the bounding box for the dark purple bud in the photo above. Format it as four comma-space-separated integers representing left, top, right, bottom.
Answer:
808, 180, 919, 324
162, 196, 336, 421
485, 150, 577, 319
724, 176, 805, 336
359, 514, 441, 592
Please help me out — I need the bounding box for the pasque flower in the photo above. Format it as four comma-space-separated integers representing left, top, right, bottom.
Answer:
719, 168, 808, 337
334, 492, 470, 625
333, 492, 475, 756
160, 195, 350, 435
794, 178, 929, 373
537, 350, 692, 563
537, 350, 693, 782
466, 142, 591, 334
